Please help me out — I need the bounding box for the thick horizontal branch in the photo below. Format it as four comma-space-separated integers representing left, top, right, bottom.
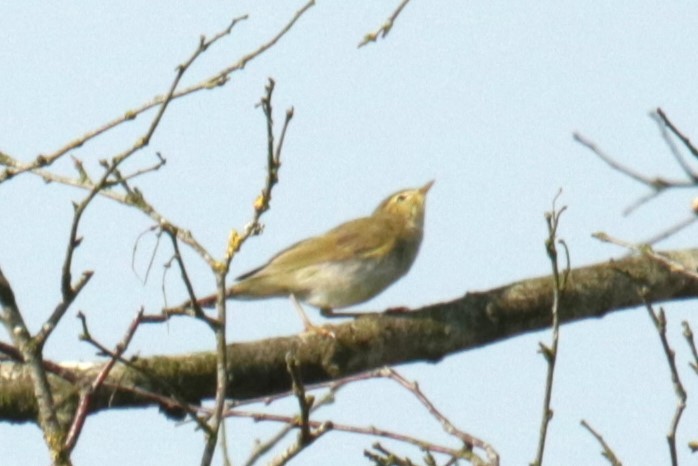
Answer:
2, 248, 698, 422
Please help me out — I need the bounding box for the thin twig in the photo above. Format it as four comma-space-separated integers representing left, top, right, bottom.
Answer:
593, 232, 698, 282
264, 354, 323, 466
643, 300, 686, 466
33, 29, 194, 348
131, 225, 162, 286
0, 16, 251, 182
573, 132, 693, 216
287, 353, 314, 445
76, 312, 211, 433
640, 215, 698, 246
65, 308, 145, 452
166, 78, 293, 313
227, 367, 497, 466
267, 422, 332, 466
580, 420, 623, 466
681, 321, 698, 375
0, 2, 314, 183
200, 78, 293, 465
228, 406, 484, 466
36, 271, 93, 349
532, 192, 568, 466
0, 267, 67, 463
161, 228, 214, 325
573, 132, 675, 189
358, 0, 413, 48
218, 417, 233, 466
242, 383, 342, 466
381, 368, 497, 465
0, 4, 313, 271
656, 107, 698, 161
199, 270, 229, 466
650, 111, 698, 181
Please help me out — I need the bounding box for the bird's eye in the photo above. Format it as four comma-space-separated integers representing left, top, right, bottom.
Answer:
395, 193, 408, 203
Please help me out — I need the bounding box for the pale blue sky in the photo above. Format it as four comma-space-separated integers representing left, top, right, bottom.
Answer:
2, 2, 698, 464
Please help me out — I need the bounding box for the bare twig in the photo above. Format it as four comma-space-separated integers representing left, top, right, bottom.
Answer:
573, 132, 693, 216
115, 151, 167, 185
593, 232, 698, 282
227, 366, 497, 466
532, 192, 568, 466
65, 308, 145, 453
160, 228, 214, 324
199, 270, 230, 466
0, 2, 313, 182
640, 215, 698, 246
263, 354, 325, 466
166, 78, 293, 313
236, 78, 294, 255
0, 11, 316, 463
200, 78, 293, 465
242, 382, 342, 466
267, 422, 332, 466
0, 267, 67, 463
643, 300, 686, 466
575, 110, 698, 241
382, 368, 497, 465
228, 407, 482, 466
76, 311, 210, 433
131, 225, 163, 286
218, 417, 234, 466
12, 18, 223, 389
1, 9, 229, 182
34, 29, 193, 349
0, 3, 313, 269
287, 354, 314, 445
35, 191, 100, 348
580, 420, 623, 466
651, 110, 698, 181
656, 107, 698, 161
573, 132, 677, 189
358, 0, 413, 48
681, 321, 698, 375
36, 272, 93, 349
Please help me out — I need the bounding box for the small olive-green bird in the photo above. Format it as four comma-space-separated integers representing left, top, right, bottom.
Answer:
179, 181, 433, 322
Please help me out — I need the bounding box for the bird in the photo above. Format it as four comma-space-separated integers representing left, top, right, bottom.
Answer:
171, 180, 433, 329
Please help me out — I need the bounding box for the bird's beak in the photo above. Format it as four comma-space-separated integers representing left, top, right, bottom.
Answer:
419, 180, 435, 195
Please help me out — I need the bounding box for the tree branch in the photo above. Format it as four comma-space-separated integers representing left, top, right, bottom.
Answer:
2, 248, 698, 421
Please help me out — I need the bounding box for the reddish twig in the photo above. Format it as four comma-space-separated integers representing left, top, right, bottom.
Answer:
65, 308, 146, 452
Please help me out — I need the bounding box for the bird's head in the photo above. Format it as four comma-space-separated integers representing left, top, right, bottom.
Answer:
373, 180, 434, 231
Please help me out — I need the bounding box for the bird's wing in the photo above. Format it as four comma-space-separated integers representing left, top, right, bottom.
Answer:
236, 216, 398, 280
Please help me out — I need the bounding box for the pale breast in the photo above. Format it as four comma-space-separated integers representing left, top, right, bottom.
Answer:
296, 238, 421, 309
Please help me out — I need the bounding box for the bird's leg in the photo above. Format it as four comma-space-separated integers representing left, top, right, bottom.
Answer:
290, 294, 314, 329
290, 294, 335, 337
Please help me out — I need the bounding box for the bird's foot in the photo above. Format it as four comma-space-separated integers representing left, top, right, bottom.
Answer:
321, 308, 366, 319
290, 295, 336, 338
301, 323, 336, 339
